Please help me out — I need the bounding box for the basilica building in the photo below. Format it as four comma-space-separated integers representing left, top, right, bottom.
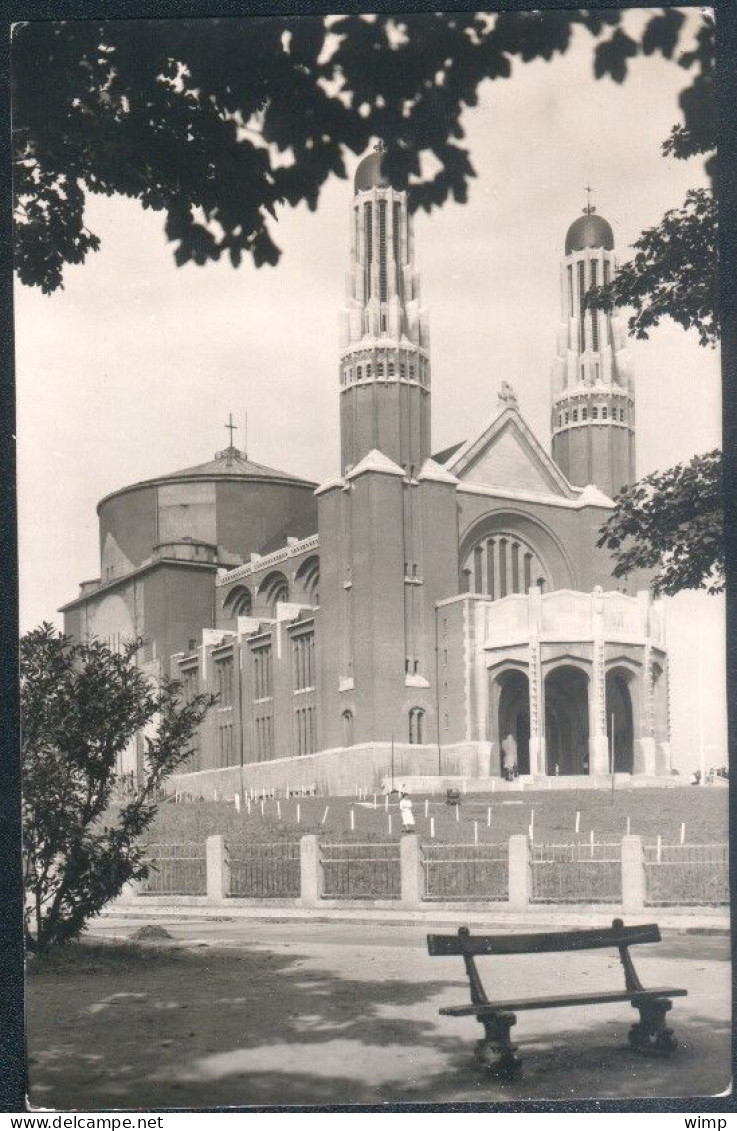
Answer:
61, 148, 671, 794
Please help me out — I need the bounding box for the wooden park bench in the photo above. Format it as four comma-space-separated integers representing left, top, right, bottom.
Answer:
427, 919, 686, 1074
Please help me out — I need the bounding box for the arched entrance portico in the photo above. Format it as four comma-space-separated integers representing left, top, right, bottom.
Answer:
544, 665, 589, 775
606, 667, 634, 773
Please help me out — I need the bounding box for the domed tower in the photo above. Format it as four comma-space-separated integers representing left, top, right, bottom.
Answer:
550, 199, 636, 497
339, 142, 431, 475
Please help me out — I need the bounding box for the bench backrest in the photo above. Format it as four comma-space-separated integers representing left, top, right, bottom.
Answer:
427, 920, 661, 958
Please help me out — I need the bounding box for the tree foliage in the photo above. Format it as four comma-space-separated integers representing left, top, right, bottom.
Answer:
21, 625, 214, 952
586, 188, 717, 347
597, 451, 724, 597
12, 9, 713, 292
584, 16, 717, 347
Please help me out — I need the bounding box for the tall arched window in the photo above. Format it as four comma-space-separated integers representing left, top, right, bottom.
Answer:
258, 571, 289, 614
342, 709, 354, 747
461, 533, 550, 600
409, 707, 425, 745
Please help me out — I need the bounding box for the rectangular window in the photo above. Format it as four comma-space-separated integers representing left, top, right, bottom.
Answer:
364, 203, 372, 298
388, 361, 395, 377
567, 264, 574, 317
572, 409, 578, 422
578, 261, 586, 351
592, 406, 598, 420
253, 646, 272, 700
602, 405, 608, 419
620, 407, 625, 422
511, 542, 520, 593
377, 362, 384, 376
379, 200, 387, 301
400, 364, 405, 379
293, 633, 314, 691
582, 406, 588, 421
473, 545, 483, 593
215, 656, 233, 707
393, 200, 402, 267
483, 540, 495, 601
590, 260, 599, 351
409, 364, 415, 379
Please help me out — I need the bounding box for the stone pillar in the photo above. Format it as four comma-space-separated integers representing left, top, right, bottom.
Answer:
400, 834, 424, 908
636, 604, 657, 775
621, 835, 645, 913
589, 586, 609, 775
527, 587, 546, 775
508, 834, 531, 912
206, 835, 230, 902
299, 835, 323, 907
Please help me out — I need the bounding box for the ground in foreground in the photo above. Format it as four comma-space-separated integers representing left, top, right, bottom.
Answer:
27, 920, 731, 1107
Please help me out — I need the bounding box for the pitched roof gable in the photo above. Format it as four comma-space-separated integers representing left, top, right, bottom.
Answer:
446, 405, 578, 499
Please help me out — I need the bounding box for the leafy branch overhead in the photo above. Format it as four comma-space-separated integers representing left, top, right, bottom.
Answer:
12, 9, 713, 292
597, 452, 724, 597
21, 625, 215, 951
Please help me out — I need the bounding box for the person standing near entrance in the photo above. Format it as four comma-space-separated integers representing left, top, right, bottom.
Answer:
399, 791, 416, 832
501, 733, 517, 781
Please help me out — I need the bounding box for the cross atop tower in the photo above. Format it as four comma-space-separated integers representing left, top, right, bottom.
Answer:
584, 184, 597, 215
224, 412, 238, 448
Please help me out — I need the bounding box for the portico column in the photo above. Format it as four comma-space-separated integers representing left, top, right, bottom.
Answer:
635, 592, 656, 776
527, 586, 545, 775
589, 586, 609, 775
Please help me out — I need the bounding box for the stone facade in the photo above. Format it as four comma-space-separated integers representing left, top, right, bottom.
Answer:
62, 149, 671, 793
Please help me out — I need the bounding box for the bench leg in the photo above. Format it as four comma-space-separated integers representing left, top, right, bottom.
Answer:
628, 997, 678, 1055
474, 1011, 521, 1075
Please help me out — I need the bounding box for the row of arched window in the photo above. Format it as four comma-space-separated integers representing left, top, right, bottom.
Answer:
556, 402, 628, 429
341, 353, 429, 387
461, 534, 548, 601
222, 557, 320, 620
341, 707, 426, 747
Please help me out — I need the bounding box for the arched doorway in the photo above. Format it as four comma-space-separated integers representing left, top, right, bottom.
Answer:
496, 670, 530, 775
544, 665, 589, 775
606, 668, 634, 773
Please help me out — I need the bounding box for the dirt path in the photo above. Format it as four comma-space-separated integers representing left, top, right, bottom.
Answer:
27, 923, 731, 1109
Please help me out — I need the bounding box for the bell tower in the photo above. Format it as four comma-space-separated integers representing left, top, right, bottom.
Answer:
550, 195, 636, 497
339, 142, 431, 476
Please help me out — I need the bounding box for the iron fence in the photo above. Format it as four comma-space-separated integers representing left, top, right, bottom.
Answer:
229, 842, 301, 898
422, 843, 508, 902
320, 841, 400, 900
531, 841, 622, 903
140, 842, 207, 895
644, 842, 729, 906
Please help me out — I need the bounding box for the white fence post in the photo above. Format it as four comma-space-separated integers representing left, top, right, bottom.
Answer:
621, 835, 645, 913
400, 834, 423, 909
300, 834, 323, 907
508, 834, 531, 912
206, 835, 230, 902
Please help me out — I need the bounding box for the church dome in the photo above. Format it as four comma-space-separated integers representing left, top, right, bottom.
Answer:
354, 147, 392, 192
565, 212, 614, 255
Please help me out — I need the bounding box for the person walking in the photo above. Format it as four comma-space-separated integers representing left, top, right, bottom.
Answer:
399, 791, 416, 832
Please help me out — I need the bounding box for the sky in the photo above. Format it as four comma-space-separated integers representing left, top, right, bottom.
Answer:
14, 10, 726, 768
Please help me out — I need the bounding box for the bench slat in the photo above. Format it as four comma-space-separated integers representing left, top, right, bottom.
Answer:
440, 986, 688, 1016
427, 924, 660, 957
